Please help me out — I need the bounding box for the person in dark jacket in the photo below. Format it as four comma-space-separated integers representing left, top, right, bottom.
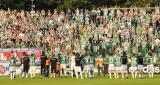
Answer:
50, 55, 58, 78
45, 55, 50, 77
121, 51, 128, 79
75, 53, 83, 79
22, 52, 30, 78
137, 52, 144, 79
40, 51, 47, 78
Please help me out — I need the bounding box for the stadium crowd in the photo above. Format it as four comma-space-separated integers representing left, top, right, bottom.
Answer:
0, 7, 160, 79
0, 8, 159, 54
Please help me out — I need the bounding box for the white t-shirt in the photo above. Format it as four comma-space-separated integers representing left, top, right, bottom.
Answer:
70, 55, 75, 66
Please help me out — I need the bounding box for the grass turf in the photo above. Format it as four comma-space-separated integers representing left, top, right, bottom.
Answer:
0, 75, 160, 85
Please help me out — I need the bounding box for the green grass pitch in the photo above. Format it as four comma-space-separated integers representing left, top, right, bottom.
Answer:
0, 75, 160, 85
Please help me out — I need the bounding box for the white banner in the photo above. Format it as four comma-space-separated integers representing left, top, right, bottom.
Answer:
0, 61, 10, 75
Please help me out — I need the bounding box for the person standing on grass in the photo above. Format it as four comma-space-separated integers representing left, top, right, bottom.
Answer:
69, 52, 76, 78
121, 51, 128, 79
60, 51, 67, 77
40, 51, 47, 78
56, 59, 61, 77
19, 58, 23, 78
103, 54, 108, 78
75, 53, 83, 79
97, 55, 103, 78
89, 53, 95, 79
146, 51, 155, 78
22, 52, 30, 78
9, 53, 17, 80
115, 53, 123, 79
130, 53, 138, 79
108, 54, 116, 79
30, 53, 36, 78
50, 55, 58, 78
137, 52, 144, 79
45, 55, 50, 77
82, 53, 90, 78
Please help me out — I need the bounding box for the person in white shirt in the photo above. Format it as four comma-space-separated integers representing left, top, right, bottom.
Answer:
69, 52, 76, 78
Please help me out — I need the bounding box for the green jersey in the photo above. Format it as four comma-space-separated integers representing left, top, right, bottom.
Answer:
109, 57, 114, 64
9, 57, 16, 66
103, 56, 108, 64
147, 57, 154, 64
115, 57, 121, 67
131, 57, 137, 67
30, 56, 35, 66
60, 55, 67, 64
83, 57, 90, 65
89, 57, 94, 64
